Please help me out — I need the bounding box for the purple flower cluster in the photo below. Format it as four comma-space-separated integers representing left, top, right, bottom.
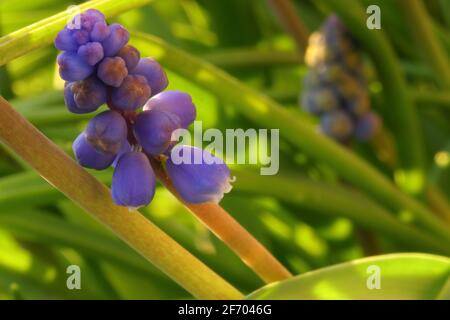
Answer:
56, 9, 233, 208
301, 15, 381, 143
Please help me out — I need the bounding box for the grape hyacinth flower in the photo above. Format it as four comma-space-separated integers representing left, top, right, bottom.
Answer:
112, 151, 156, 208
56, 9, 233, 208
167, 146, 233, 204
301, 15, 382, 143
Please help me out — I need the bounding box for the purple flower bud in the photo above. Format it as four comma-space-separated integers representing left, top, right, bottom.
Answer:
64, 82, 81, 113
320, 110, 354, 141
85, 111, 128, 154
143, 90, 196, 128
81, 9, 105, 31
346, 92, 370, 116
57, 52, 94, 81
54, 28, 78, 51
101, 23, 129, 57
112, 151, 156, 208
131, 58, 168, 96
166, 146, 233, 204
90, 21, 111, 42
355, 112, 381, 141
97, 57, 128, 87
301, 87, 338, 115
73, 132, 116, 170
117, 45, 140, 71
69, 76, 107, 113
77, 42, 104, 66
133, 110, 181, 156
72, 30, 90, 45
111, 75, 151, 111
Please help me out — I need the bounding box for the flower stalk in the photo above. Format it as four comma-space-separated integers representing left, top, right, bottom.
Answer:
267, 0, 309, 53
150, 158, 293, 283
0, 96, 243, 300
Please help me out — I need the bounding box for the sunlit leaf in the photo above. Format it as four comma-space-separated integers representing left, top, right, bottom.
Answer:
247, 254, 450, 300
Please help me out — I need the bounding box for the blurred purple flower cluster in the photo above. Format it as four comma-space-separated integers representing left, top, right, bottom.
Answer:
56, 9, 233, 208
301, 15, 381, 143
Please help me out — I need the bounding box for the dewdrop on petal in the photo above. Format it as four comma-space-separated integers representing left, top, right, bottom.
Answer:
166, 146, 233, 204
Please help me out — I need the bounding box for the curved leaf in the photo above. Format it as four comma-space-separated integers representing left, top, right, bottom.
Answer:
247, 254, 450, 300
130, 32, 450, 244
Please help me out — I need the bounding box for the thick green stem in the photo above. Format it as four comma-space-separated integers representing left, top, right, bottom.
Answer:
0, 97, 243, 300
400, 0, 450, 89
130, 32, 450, 244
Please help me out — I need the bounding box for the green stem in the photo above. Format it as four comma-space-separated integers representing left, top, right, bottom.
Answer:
0, 97, 242, 300
267, 0, 309, 52
400, 0, 450, 89
233, 169, 450, 256
0, 0, 154, 66
438, 0, 450, 28
130, 32, 450, 243
413, 90, 450, 109
203, 49, 302, 68
150, 159, 293, 283
323, 0, 426, 196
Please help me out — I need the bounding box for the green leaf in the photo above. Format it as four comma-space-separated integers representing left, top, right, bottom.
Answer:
247, 254, 450, 300
130, 32, 450, 244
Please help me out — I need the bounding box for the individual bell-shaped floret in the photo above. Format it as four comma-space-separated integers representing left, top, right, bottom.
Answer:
54, 28, 78, 51
79, 9, 105, 32
133, 109, 181, 156
90, 21, 111, 42
77, 42, 104, 66
112, 151, 156, 208
320, 110, 354, 141
166, 146, 233, 204
110, 75, 151, 111
73, 132, 116, 170
85, 110, 128, 154
301, 87, 338, 115
101, 23, 129, 57
57, 52, 94, 81
117, 45, 140, 71
143, 90, 196, 128
131, 58, 168, 96
354, 112, 381, 141
64, 77, 107, 113
97, 57, 128, 87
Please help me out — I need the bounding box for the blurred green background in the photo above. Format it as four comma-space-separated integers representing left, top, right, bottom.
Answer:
0, 0, 449, 299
